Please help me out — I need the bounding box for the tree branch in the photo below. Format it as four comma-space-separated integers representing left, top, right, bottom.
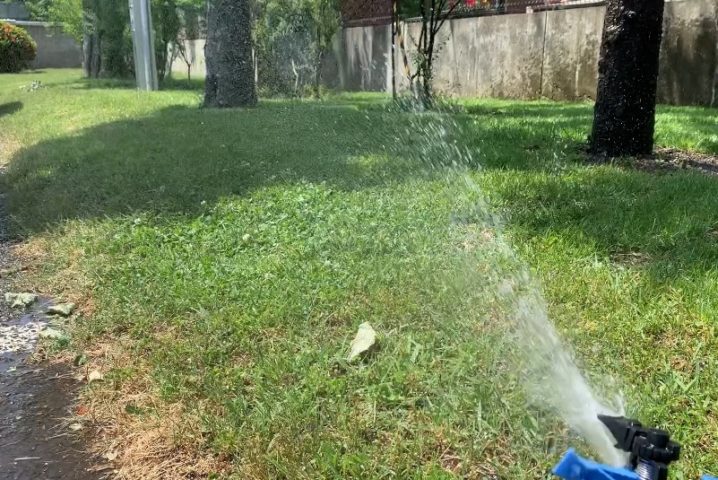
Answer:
435, 0, 461, 35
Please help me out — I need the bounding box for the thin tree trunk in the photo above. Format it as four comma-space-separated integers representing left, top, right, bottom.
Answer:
83, 34, 93, 77
712, 5, 718, 107
590, 0, 666, 157
391, 0, 397, 99
83, 32, 102, 78
314, 46, 324, 98
204, 0, 257, 108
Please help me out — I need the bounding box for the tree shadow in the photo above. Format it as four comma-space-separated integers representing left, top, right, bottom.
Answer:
4, 98, 718, 284
655, 105, 718, 154
68, 76, 206, 92
463, 102, 592, 121
495, 164, 718, 282
464, 101, 718, 282
0, 101, 23, 118
3, 100, 589, 237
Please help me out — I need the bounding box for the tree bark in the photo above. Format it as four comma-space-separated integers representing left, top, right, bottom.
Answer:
313, 45, 324, 98
204, 0, 257, 108
83, 32, 102, 78
590, 0, 665, 157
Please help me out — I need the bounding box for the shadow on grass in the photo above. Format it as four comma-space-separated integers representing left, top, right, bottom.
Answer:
2, 100, 576, 236
463, 102, 592, 121
5, 99, 718, 282
68, 76, 206, 92
0, 101, 22, 118
495, 165, 718, 281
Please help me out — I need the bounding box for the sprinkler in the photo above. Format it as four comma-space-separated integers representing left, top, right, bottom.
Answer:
552, 415, 716, 480
598, 415, 680, 480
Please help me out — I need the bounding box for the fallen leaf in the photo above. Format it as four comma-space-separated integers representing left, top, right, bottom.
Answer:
347, 322, 377, 361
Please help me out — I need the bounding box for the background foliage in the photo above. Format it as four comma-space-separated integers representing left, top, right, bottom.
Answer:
0, 21, 37, 73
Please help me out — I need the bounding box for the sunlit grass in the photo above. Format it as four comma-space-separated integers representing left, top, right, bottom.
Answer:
1, 70, 716, 479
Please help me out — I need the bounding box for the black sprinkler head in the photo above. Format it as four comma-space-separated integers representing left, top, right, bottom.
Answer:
598, 415, 680, 480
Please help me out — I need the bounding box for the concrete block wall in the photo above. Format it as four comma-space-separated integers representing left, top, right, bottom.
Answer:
540, 7, 604, 100
415, 13, 548, 99
5, 21, 82, 69
169, 39, 207, 80
0, 1, 30, 20
338, 0, 718, 106
167, 0, 717, 106
328, 23, 392, 92
658, 0, 718, 106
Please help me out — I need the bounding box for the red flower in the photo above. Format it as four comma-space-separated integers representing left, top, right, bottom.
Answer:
465, 0, 477, 7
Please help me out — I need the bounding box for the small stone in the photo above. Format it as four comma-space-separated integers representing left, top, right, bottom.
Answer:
46, 303, 76, 317
39, 328, 66, 340
4, 292, 38, 309
88, 370, 104, 383
73, 354, 87, 366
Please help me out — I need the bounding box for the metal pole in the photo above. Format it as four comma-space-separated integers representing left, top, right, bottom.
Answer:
129, 0, 158, 91
391, 0, 397, 99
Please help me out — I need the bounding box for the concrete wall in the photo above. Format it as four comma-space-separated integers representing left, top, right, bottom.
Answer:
658, 0, 718, 106
344, 0, 718, 106
6, 21, 82, 69
540, 6, 604, 100
167, 0, 717, 106
398, 13, 547, 99
0, 1, 30, 20
329, 24, 392, 92
170, 25, 393, 91
170, 39, 207, 79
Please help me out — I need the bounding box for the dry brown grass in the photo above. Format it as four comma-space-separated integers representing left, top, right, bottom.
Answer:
12, 239, 96, 313
13, 236, 227, 479
0, 133, 22, 165
78, 339, 229, 480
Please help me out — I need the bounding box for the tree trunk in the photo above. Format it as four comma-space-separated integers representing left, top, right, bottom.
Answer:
204, 0, 257, 108
83, 32, 102, 78
314, 46, 324, 98
590, 0, 665, 157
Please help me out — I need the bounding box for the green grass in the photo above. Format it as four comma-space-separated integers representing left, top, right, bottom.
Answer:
1, 69, 717, 479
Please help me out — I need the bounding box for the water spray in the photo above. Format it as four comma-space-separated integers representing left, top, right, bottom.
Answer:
552, 415, 715, 480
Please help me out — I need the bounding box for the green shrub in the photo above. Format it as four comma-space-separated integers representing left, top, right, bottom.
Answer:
0, 22, 38, 73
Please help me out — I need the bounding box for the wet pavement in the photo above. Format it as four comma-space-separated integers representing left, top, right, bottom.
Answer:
0, 194, 105, 480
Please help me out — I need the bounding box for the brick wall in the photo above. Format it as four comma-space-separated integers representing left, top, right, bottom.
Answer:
342, 0, 392, 26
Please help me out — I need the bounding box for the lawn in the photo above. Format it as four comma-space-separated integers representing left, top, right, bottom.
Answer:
1, 70, 717, 479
